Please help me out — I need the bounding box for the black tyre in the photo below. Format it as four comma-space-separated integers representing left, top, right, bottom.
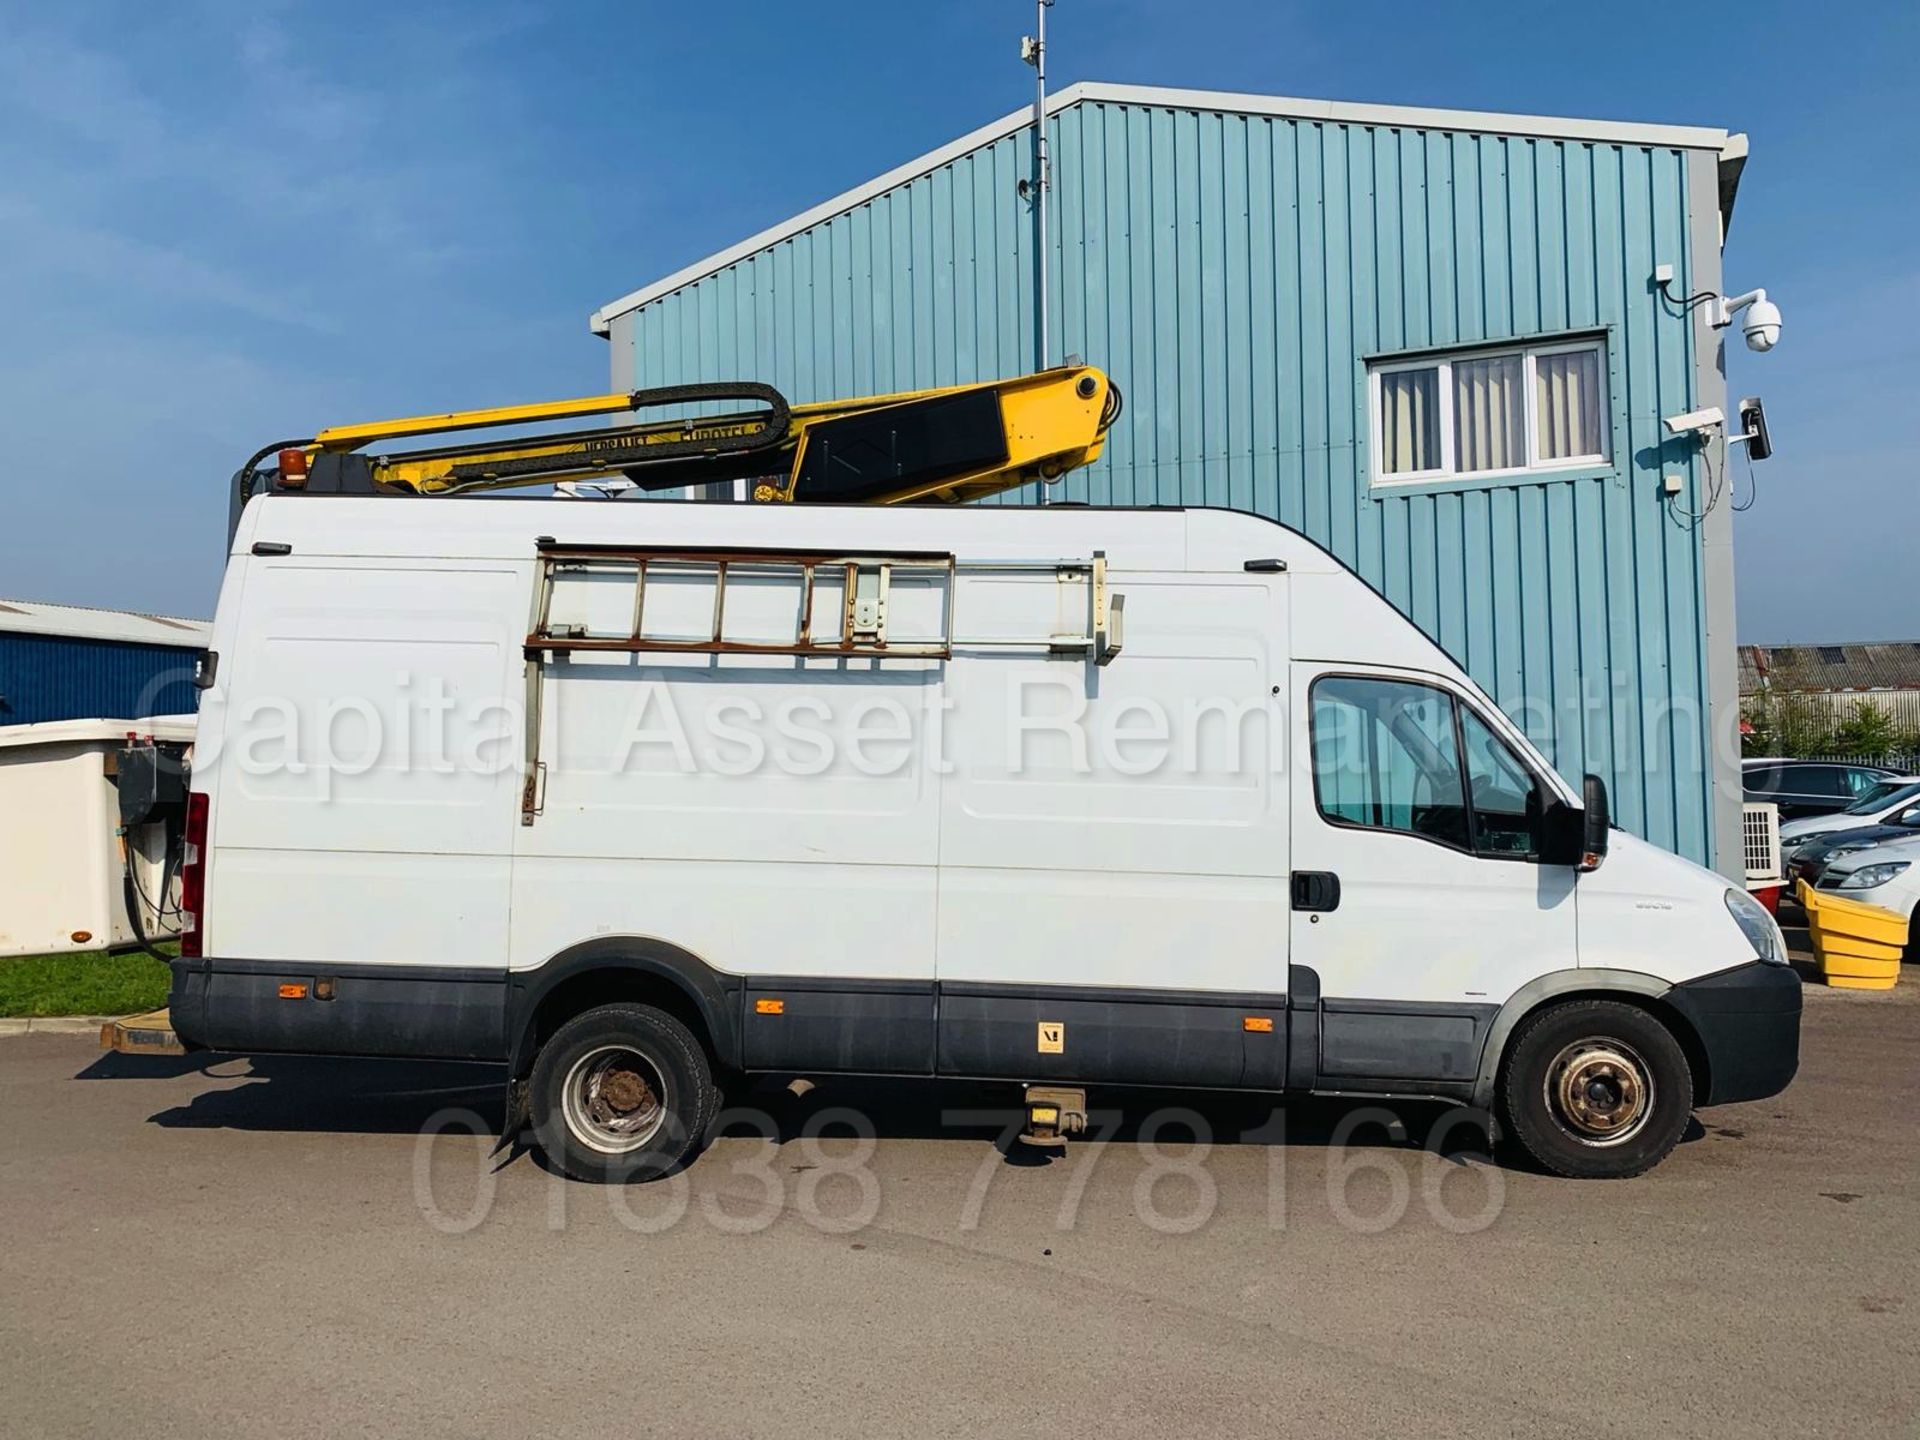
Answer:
1499, 999, 1693, 1179
529, 1003, 718, 1183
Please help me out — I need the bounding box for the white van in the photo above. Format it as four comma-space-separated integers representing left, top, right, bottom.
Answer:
172, 495, 1800, 1180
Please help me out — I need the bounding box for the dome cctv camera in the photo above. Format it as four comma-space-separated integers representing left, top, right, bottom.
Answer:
1743, 296, 1782, 352
1714, 287, 1781, 353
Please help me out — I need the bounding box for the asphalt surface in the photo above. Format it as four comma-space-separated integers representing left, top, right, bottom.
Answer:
1, 965, 1915, 1439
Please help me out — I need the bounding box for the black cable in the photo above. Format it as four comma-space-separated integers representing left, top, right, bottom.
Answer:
122, 849, 175, 963
1656, 277, 1719, 314
121, 818, 185, 961
1665, 444, 1722, 528
1731, 445, 1760, 512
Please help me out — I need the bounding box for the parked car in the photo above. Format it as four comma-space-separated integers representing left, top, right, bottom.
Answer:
1779, 778, 1920, 863
1812, 833, 1920, 962
1743, 759, 1901, 822
1789, 810, 1920, 888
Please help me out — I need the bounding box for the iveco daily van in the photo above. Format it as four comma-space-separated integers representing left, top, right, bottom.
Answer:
169, 495, 1800, 1180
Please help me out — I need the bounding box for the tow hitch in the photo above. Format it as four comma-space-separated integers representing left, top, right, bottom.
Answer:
1019, 1086, 1089, 1147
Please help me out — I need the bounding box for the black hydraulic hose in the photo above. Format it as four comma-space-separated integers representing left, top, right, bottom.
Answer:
122, 842, 175, 964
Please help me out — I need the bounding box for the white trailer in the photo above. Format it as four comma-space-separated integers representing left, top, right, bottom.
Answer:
170, 495, 1801, 1179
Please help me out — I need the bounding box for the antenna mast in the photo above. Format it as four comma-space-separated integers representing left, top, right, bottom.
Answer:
1021, 0, 1056, 502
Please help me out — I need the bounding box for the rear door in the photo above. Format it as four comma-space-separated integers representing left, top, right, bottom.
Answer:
1286, 664, 1576, 1090
196, 554, 523, 1058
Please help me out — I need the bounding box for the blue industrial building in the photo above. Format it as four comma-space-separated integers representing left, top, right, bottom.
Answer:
0, 600, 207, 726
590, 83, 1754, 875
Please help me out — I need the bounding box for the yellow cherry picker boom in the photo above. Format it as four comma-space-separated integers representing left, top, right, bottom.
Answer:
230, 364, 1121, 535
101, 364, 1124, 1056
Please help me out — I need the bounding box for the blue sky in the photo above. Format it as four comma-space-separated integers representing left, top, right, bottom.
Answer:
0, 0, 1913, 641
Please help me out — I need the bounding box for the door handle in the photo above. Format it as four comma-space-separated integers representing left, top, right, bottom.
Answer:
1291, 871, 1341, 912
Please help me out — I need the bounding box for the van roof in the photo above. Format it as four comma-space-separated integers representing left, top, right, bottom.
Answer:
234, 496, 1351, 577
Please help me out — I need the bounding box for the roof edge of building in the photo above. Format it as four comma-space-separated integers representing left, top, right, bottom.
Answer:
590, 80, 1735, 334
0, 598, 211, 648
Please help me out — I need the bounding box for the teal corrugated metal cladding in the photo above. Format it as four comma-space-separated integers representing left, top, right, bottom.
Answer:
618, 98, 1718, 865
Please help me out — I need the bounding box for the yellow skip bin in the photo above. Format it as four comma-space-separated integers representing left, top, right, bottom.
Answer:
1802, 888, 1908, 990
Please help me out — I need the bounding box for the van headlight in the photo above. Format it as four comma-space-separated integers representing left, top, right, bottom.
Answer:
1725, 888, 1788, 966
1836, 861, 1910, 891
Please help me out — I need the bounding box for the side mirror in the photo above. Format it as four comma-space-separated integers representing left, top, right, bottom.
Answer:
1539, 774, 1613, 869
1581, 774, 1611, 870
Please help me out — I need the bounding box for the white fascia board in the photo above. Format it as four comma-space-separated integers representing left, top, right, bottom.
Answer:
1074, 83, 1729, 153
0, 716, 197, 750
0, 599, 211, 647
590, 81, 1732, 334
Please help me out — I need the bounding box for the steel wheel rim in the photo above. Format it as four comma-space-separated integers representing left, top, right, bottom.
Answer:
1544, 1037, 1654, 1148
562, 1045, 669, 1154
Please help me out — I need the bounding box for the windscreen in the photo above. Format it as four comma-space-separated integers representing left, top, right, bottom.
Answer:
1845, 780, 1920, 815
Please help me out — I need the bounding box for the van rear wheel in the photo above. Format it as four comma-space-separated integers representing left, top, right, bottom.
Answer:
530, 1003, 717, 1183
1500, 999, 1692, 1179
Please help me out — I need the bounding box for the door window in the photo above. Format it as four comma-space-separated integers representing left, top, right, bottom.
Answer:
1801, 766, 1850, 798
1312, 677, 1467, 846
1310, 676, 1542, 858
1844, 767, 1888, 799
1460, 707, 1539, 855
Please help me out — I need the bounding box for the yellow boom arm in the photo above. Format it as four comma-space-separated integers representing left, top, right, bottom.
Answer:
255, 366, 1119, 510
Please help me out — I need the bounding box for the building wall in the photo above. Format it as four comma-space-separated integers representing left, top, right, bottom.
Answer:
609, 95, 1732, 869
1745, 689, 1920, 735
0, 633, 201, 725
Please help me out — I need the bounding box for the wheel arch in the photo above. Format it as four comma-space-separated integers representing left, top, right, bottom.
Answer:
1470, 969, 1711, 1111
507, 936, 741, 1081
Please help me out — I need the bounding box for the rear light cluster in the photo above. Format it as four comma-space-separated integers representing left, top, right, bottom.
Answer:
180, 791, 209, 957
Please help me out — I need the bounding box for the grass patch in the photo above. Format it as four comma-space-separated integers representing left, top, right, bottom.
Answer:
0, 946, 174, 1019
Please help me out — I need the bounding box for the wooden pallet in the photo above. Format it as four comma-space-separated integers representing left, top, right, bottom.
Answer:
99, 1008, 184, 1055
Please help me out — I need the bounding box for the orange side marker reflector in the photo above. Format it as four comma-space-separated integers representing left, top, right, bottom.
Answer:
755, 998, 784, 1015
1243, 1016, 1274, 1033
278, 983, 309, 1000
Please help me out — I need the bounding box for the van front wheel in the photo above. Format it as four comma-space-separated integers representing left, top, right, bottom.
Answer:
530, 1003, 717, 1183
1500, 999, 1692, 1179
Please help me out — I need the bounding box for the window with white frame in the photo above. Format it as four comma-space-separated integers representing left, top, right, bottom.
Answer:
1370, 338, 1608, 485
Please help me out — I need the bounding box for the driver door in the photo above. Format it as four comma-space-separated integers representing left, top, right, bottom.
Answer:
1286, 665, 1576, 1088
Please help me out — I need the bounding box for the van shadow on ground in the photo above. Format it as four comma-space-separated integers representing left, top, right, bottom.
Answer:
78, 1051, 1704, 1172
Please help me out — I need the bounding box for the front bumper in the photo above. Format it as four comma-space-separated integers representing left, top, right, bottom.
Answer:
1664, 960, 1802, 1106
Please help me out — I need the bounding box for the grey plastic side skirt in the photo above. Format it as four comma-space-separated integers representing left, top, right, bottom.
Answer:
1467, 968, 1675, 1110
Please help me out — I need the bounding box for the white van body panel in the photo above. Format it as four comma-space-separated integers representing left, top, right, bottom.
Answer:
204, 555, 522, 968
175, 494, 1792, 1100
1575, 830, 1763, 983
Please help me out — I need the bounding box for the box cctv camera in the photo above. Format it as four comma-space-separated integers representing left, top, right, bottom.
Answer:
1663, 407, 1724, 436
1737, 396, 1773, 461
